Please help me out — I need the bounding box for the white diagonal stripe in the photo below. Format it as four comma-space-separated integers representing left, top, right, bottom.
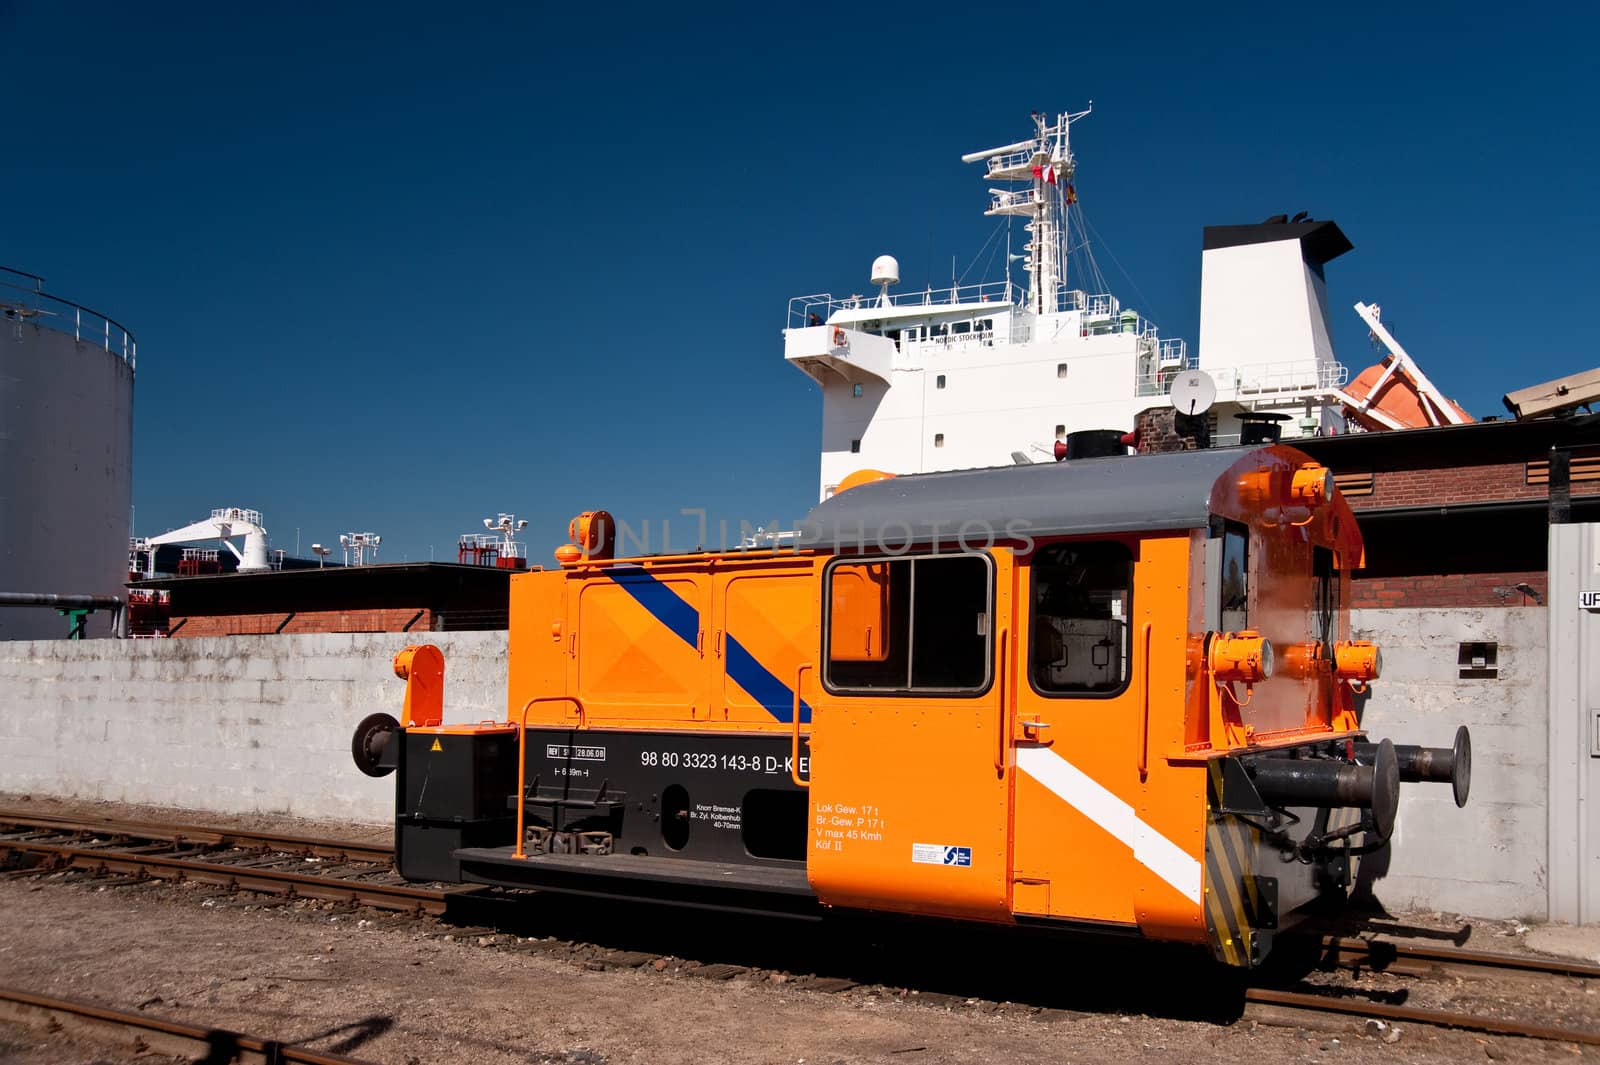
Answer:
1015, 745, 1201, 905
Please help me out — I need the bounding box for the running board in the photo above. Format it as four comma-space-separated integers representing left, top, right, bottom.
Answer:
453, 847, 820, 918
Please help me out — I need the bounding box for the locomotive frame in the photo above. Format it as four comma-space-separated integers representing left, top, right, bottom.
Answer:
353, 444, 1469, 967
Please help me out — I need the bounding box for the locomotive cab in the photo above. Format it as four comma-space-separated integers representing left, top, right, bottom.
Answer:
354, 444, 1469, 966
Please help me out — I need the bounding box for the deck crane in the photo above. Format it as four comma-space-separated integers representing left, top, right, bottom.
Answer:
130, 507, 271, 579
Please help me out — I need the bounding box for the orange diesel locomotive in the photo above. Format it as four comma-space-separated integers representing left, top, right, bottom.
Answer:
352, 444, 1469, 966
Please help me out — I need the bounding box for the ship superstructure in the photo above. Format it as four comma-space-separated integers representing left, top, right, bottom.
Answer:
783, 108, 1355, 499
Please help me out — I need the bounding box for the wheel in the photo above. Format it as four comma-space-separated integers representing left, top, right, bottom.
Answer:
351, 712, 399, 777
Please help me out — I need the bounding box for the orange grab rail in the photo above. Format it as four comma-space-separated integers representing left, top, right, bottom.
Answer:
791, 663, 812, 787
512, 695, 588, 859
1137, 622, 1153, 780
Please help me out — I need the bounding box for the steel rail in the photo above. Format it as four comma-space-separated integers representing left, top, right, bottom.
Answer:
1244, 987, 1600, 1045
0, 985, 377, 1064
0, 809, 393, 863
1321, 935, 1600, 980
0, 838, 449, 915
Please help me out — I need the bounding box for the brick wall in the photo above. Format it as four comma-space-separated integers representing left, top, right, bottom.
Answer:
169, 607, 434, 638
1351, 570, 1547, 609
1341, 461, 1600, 511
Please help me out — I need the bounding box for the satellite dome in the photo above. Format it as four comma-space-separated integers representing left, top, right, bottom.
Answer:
870, 255, 900, 287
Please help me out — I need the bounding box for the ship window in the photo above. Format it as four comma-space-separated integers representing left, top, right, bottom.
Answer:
850, 439, 861, 454
1030, 541, 1134, 696
953, 321, 971, 335
825, 553, 994, 694
934, 433, 945, 448
936, 375, 946, 389
852, 383, 863, 397
1057, 363, 1069, 379
1221, 522, 1249, 633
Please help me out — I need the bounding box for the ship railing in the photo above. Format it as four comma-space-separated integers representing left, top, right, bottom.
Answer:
0, 265, 137, 371
1226, 360, 1350, 398
1135, 359, 1350, 401
788, 280, 1019, 328
211, 507, 263, 526
984, 145, 1047, 178
1081, 292, 1122, 320
1134, 345, 1200, 397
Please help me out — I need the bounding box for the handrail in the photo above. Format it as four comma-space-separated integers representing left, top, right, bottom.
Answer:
994, 630, 1009, 774
0, 271, 137, 370
1137, 622, 1153, 780
791, 663, 812, 787
512, 694, 588, 859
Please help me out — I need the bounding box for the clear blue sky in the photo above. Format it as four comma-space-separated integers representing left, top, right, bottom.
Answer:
4, 2, 1594, 564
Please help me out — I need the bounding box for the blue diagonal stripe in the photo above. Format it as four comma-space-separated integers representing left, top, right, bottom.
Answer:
601, 564, 811, 723
604, 564, 700, 646
726, 634, 812, 724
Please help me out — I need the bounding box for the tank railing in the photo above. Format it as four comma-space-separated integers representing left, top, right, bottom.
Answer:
0, 267, 137, 371
0, 592, 127, 638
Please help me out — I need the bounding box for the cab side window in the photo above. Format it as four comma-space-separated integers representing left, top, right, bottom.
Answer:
1220, 522, 1249, 633
1030, 542, 1133, 696
824, 554, 993, 694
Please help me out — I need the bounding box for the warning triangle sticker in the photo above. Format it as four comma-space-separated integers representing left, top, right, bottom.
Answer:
430, 738, 443, 752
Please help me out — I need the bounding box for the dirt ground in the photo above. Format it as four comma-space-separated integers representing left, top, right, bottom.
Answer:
2, 793, 1596, 1065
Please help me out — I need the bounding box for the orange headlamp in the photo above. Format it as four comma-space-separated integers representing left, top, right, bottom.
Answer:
1333, 640, 1382, 683
1237, 462, 1335, 512
1210, 630, 1275, 684
1290, 463, 1334, 507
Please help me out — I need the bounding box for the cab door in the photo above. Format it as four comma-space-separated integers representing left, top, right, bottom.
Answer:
1009, 535, 1202, 926
804, 549, 1014, 922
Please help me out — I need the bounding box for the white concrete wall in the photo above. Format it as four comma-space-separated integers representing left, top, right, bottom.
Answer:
1352, 607, 1548, 919
0, 631, 508, 826
0, 615, 1554, 920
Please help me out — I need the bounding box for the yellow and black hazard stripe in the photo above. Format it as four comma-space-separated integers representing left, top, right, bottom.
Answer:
1203, 759, 1267, 968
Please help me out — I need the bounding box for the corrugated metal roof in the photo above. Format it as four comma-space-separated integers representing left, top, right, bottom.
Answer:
796, 448, 1250, 550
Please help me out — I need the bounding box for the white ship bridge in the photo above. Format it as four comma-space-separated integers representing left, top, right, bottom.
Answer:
783, 109, 1352, 499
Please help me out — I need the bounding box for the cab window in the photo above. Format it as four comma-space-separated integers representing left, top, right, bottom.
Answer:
1220, 522, 1249, 633
824, 553, 993, 694
1312, 546, 1337, 649
1030, 541, 1133, 696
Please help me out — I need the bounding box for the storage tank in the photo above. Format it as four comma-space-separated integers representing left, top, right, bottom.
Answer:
0, 266, 135, 639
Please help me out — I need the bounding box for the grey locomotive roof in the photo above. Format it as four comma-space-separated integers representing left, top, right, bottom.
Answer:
796, 447, 1253, 550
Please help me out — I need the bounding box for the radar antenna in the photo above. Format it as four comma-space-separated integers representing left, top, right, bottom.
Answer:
963, 106, 1092, 315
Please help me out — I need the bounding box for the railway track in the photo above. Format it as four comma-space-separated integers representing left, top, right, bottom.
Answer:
0, 985, 377, 1064
1248, 934, 1600, 1046
3, 807, 1596, 1049
0, 809, 452, 915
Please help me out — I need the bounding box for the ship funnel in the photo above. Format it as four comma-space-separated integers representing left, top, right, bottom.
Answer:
1197, 219, 1352, 407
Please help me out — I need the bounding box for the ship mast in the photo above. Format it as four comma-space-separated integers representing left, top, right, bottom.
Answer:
962, 107, 1090, 315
